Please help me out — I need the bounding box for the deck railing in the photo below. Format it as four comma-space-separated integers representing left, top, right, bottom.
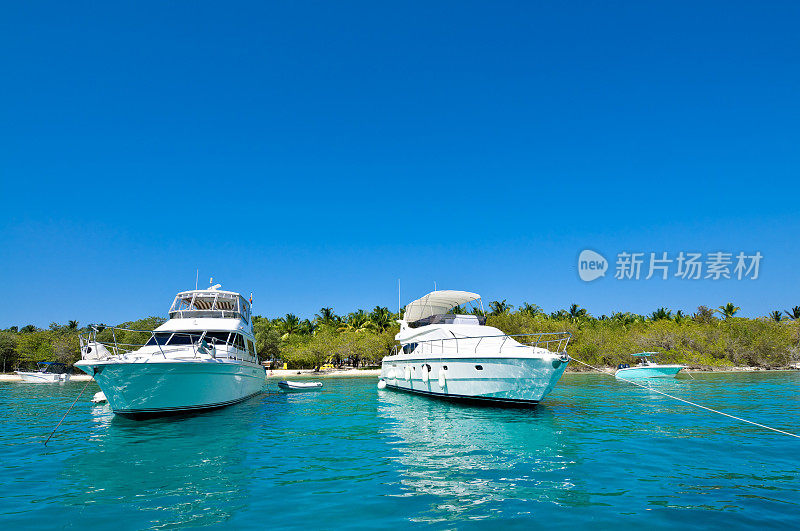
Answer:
392, 331, 572, 358
79, 326, 254, 363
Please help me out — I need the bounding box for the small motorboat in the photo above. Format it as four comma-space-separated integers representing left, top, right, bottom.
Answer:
278, 381, 323, 391
16, 362, 71, 383
615, 352, 683, 379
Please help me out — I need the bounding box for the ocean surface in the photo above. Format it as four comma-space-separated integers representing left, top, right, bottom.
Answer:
1, 372, 798, 529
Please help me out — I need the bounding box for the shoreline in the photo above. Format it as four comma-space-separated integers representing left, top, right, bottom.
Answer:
1, 366, 797, 383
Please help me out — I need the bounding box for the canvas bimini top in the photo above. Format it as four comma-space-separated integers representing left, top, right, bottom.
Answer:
403, 290, 482, 323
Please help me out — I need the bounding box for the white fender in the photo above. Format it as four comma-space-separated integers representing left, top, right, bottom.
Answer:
91, 391, 107, 403
404, 367, 410, 381
438, 369, 446, 388
421, 365, 429, 383
377, 380, 387, 389
387, 368, 396, 379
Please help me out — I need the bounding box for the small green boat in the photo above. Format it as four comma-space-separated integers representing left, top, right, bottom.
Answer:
615, 352, 683, 379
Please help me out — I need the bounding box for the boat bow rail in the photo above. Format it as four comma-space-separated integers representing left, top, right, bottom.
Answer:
390, 331, 572, 358
79, 325, 255, 363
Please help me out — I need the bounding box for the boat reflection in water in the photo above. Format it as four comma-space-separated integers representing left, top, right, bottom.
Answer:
377, 388, 578, 521
59, 396, 264, 528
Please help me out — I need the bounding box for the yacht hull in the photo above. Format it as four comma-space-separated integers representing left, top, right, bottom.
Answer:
380, 357, 568, 405
75, 361, 265, 417
615, 365, 683, 379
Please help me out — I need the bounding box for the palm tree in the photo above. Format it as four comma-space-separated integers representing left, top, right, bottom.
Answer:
314, 307, 340, 328
67, 320, 79, 329
369, 306, 394, 332
278, 314, 301, 338
519, 302, 542, 317
339, 310, 374, 333
716, 302, 740, 319
488, 300, 512, 316
674, 310, 687, 324
768, 311, 783, 322
298, 319, 316, 335
785, 306, 800, 321
568, 304, 588, 322
650, 307, 672, 321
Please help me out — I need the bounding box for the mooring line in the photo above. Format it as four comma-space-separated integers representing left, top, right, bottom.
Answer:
44, 378, 93, 446
569, 356, 800, 440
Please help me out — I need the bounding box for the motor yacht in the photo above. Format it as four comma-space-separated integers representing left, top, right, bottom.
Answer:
379, 290, 571, 405
76, 284, 265, 418
615, 352, 683, 379
16, 362, 71, 383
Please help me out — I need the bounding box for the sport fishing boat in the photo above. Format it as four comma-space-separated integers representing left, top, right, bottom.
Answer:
615, 352, 683, 379
16, 362, 71, 383
379, 290, 571, 405
76, 284, 265, 418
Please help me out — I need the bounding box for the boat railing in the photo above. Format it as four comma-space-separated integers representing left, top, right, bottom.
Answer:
393, 331, 572, 358
168, 309, 244, 320
79, 326, 255, 363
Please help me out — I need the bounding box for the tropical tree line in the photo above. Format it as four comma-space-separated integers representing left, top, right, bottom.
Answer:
2, 303, 799, 371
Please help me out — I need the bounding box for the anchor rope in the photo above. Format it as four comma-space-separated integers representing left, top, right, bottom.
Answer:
568, 356, 800, 440
44, 377, 94, 446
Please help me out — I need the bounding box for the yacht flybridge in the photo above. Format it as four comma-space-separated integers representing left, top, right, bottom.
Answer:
379, 290, 571, 405
76, 285, 265, 418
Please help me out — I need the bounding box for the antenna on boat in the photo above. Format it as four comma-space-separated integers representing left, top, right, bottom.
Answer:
398, 278, 401, 315
195, 269, 199, 290
434, 281, 437, 292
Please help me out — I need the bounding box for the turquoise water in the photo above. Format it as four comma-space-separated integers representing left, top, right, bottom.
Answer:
1, 372, 799, 529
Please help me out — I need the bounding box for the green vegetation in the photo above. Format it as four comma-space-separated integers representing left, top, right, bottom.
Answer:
2, 301, 799, 372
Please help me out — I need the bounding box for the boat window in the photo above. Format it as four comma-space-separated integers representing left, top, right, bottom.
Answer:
408, 314, 487, 328
204, 331, 231, 345
402, 343, 418, 354
233, 333, 245, 350
247, 340, 256, 357
146, 333, 172, 346
167, 333, 203, 345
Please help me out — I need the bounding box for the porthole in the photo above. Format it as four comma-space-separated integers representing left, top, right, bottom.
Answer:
443, 365, 448, 370
475, 365, 483, 370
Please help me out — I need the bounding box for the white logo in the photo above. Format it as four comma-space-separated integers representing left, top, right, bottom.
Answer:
578, 250, 608, 282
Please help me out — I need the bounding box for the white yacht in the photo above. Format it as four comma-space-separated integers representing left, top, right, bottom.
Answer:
379, 290, 571, 405
76, 285, 265, 418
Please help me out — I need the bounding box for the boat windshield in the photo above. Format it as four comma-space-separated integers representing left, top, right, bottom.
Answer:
168, 290, 251, 323
37, 362, 67, 373
408, 313, 486, 328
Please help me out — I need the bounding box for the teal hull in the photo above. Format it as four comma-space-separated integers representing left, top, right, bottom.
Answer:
615, 365, 683, 379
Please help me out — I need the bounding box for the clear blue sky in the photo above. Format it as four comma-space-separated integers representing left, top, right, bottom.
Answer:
2, 1, 799, 327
